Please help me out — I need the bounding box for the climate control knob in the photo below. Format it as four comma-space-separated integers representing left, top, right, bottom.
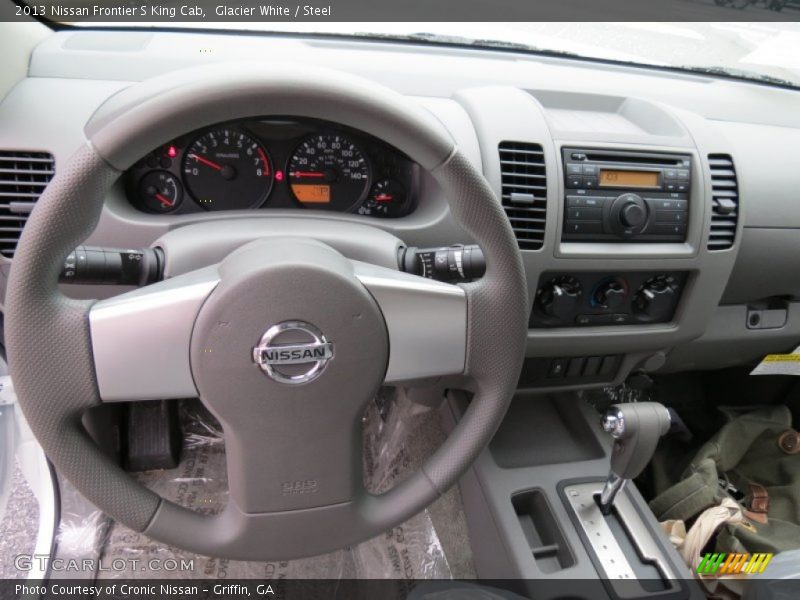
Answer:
594, 280, 627, 311
538, 276, 582, 320
634, 277, 677, 321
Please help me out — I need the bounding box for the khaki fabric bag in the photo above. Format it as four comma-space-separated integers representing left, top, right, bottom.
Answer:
649, 405, 800, 554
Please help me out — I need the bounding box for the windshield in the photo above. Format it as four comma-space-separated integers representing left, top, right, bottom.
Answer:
45, 19, 800, 89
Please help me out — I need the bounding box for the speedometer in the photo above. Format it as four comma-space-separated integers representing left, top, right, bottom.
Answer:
287, 134, 370, 212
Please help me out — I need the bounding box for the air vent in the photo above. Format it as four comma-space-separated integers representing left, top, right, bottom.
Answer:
499, 142, 547, 250
707, 154, 738, 251
0, 151, 55, 258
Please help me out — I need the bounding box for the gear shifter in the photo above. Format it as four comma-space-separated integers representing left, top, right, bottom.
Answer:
598, 402, 671, 515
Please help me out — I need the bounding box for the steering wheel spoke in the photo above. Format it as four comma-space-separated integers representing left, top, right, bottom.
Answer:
88, 266, 219, 402
352, 261, 467, 384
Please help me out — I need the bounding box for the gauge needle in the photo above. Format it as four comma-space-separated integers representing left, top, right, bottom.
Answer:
154, 193, 174, 207
257, 148, 270, 175
189, 153, 223, 171
374, 194, 394, 203
291, 171, 326, 178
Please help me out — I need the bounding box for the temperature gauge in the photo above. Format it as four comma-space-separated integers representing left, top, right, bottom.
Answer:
138, 171, 183, 214
360, 179, 407, 218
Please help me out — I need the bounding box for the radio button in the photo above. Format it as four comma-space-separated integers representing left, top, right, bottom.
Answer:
582, 164, 598, 175
584, 196, 604, 207
565, 221, 603, 234
566, 163, 583, 175
567, 175, 583, 188
568, 207, 602, 221
675, 169, 690, 181
664, 168, 678, 180
647, 198, 687, 211
656, 210, 688, 223
567, 196, 605, 208
652, 223, 687, 236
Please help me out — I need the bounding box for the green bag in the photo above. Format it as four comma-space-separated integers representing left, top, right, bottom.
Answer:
649, 405, 800, 554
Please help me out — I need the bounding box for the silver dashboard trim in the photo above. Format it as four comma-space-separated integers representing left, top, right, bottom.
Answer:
89, 267, 219, 402
353, 261, 467, 383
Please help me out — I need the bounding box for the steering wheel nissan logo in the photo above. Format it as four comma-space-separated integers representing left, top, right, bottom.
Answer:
252, 321, 334, 385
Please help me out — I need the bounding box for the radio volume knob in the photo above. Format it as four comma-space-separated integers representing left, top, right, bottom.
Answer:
610, 193, 648, 236
620, 202, 646, 228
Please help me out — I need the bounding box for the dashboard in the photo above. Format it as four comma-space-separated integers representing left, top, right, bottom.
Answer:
2, 29, 800, 393
126, 118, 418, 218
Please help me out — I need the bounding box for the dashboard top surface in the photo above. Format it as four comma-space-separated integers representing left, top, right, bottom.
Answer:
27, 30, 800, 130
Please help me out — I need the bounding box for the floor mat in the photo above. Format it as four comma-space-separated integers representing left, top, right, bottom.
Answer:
0, 461, 39, 579
54, 394, 462, 587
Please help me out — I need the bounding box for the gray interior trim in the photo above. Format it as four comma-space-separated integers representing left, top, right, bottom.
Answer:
155, 218, 405, 277
354, 261, 466, 383
89, 266, 220, 402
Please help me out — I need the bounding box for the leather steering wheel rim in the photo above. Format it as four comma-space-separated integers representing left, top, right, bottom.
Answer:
5, 62, 528, 560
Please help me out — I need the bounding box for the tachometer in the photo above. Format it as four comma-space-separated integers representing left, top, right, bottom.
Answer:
183, 129, 272, 211
287, 134, 370, 212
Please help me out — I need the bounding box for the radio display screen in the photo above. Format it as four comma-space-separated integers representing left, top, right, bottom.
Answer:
599, 170, 659, 188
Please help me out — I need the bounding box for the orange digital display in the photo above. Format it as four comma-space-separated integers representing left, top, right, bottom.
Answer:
291, 184, 331, 203
599, 170, 659, 188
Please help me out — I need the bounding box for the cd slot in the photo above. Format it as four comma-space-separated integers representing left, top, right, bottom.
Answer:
576, 150, 686, 167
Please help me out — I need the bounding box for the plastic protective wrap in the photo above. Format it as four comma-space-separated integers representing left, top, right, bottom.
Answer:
54, 393, 451, 584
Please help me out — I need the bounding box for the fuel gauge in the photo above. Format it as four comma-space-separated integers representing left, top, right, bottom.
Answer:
138, 171, 183, 214
360, 178, 407, 218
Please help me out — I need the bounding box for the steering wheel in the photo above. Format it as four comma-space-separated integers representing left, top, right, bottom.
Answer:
5, 63, 528, 560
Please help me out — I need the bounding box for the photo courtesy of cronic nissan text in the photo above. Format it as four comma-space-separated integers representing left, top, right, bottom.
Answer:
1, 1, 800, 599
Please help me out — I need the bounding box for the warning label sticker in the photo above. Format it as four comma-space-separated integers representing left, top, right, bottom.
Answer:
751, 346, 800, 376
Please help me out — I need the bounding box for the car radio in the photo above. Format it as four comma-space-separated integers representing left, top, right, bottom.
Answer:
561, 148, 692, 243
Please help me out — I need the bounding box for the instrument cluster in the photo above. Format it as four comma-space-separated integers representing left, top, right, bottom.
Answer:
125, 118, 419, 219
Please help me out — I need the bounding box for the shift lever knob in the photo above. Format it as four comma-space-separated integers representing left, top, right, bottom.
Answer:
599, 402, 671, 514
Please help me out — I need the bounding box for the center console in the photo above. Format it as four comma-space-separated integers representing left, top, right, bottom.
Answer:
443, 85, 742, 600
446, 391, 703, 600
